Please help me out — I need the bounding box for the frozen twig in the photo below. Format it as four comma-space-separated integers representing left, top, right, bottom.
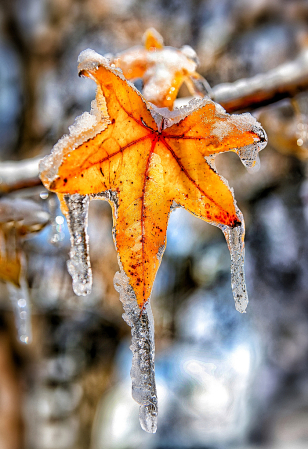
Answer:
212, 49, 308, 113
0, 157, 42, 193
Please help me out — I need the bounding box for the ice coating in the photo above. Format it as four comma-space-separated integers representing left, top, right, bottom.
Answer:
188, 72, 212, 98
8, 278, 32, 344
114, 268, 158, 433
157, 96, 267, 173
64, 194, 92, 296
150, 96, 205, 128
218, 208, 248, 313
142, 48, 196, 104
228, 113, 267, 171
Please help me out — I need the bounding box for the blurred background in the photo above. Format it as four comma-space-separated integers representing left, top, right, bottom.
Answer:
1, 0, 308, 448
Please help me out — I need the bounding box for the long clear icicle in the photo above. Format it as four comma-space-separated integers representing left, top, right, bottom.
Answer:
8, 277, 32, 344
114, 270, 158, 433
64, 194, 92, 296
63, 191, 158, 431
219, 208, 248, 313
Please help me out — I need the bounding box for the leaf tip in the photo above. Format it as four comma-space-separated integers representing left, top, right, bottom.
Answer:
142, 28, 164, 50
77, 49, 110, 76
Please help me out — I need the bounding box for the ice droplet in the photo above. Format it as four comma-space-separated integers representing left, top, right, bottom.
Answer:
219, 208, 248, 313
114, 270, 158, 433
7, 278, 32, 344
64, 194, 92, 296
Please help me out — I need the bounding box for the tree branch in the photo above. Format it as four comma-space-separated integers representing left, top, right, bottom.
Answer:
212, 49, 308, 113
0, 157, 42, 194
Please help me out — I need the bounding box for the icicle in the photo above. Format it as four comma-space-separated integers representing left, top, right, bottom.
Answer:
7, 277, 32, 344
114, 270, 158, 433
64, 194, 92, 296
219, 208, 248, 313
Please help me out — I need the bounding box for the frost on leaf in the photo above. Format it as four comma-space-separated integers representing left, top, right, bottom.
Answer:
39, 30, 267, 432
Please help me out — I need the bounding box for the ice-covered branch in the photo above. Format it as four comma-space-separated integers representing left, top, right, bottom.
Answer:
212, 49, 308, 113
0, 156, 42, 193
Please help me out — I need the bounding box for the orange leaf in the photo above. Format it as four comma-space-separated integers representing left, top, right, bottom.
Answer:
40, 50, 267, 311
112, 28, 201, 109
